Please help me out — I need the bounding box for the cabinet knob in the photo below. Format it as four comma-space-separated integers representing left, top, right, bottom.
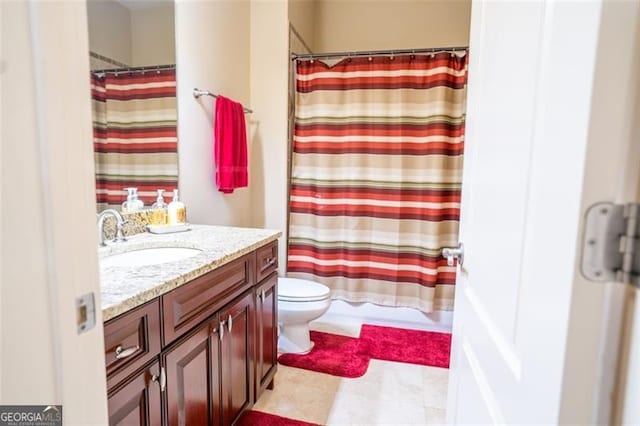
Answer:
151, 366, 166, 392
114, 345, 139, 360
219, 320, 225, 341
227, 314, 233, 333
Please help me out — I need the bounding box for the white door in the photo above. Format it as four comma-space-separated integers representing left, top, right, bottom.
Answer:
619, 291, 640, 424
2, 1, 109, 423
447, 0, 640, 423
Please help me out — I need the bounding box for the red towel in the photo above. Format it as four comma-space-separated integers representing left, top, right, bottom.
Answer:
214, 95, 248, 193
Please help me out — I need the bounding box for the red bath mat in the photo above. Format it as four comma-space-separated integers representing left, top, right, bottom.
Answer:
277, 330, 369, 378
277, 324, 451, 377
359, 324, 451, 368
236, 410, 319, 426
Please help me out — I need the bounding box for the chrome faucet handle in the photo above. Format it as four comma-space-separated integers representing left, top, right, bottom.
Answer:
97, 209, 127, 246
115, 220, 128, 243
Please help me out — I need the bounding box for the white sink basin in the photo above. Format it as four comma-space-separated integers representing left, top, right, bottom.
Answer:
101, 247, 203, 268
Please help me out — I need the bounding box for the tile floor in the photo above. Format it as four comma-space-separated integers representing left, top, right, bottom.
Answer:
253, 316, 449, 425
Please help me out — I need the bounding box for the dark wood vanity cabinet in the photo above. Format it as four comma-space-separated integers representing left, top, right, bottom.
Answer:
255, 272, 278, 401
104, 300, 161, 391
256, 242, 278, 282
162, 290, 254, 426
162, 254, 255, 346
164, 315, 221, 426
219, 291, 254, 425
107, 361, 162, 426
105, 242, 278, 426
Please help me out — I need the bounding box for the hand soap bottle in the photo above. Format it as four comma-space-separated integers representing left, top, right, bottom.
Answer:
131, 188, 144, 211
167, 189, 186, 225
122, 187, 144, 213
151, 189, 167, 225
121, 188, 135, 213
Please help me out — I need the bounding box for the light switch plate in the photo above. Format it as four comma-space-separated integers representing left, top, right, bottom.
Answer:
76, 293, 96, 334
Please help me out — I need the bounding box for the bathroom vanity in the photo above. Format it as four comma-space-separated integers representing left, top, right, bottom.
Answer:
99, 225, 280, 425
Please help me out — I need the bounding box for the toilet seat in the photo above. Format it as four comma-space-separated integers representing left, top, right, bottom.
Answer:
278, 277, 330, 302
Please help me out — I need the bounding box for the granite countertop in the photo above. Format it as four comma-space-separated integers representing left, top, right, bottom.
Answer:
99, 225, 281, 321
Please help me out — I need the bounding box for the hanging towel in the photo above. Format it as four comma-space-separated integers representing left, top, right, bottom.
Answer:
214, 95, 248, 194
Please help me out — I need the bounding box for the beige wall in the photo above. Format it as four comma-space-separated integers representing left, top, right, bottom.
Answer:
131, 4, 176, 66
173, 0, 292, 269
290, 27, 312, 55
87, 0, 132, 66
174, 0, 290, 259
251, 0, 290, 274
175, 0, 252, 227
289, 0, 316, 51
88, 0, 175, 68
313, 0, 471, 52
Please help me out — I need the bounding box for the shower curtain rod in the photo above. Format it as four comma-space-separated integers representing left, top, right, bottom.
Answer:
291, 46, 468, 61
91, 64, 176, 75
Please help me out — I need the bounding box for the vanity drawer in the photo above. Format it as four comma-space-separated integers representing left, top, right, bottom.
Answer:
104, 299, 161, 391
256, 241, 278, 282
162, 253, 255, 345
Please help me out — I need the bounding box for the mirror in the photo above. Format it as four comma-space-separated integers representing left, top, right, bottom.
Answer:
87, 0, 178, 212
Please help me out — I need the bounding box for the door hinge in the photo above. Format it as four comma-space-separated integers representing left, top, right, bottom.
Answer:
581, 202, 640, 287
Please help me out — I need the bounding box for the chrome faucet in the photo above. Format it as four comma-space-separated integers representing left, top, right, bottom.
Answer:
97, 209, 127, 246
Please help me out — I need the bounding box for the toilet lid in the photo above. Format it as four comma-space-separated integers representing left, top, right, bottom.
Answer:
278, 278, 330, 302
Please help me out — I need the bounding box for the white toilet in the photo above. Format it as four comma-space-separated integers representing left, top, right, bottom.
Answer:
277, 277, 331, 354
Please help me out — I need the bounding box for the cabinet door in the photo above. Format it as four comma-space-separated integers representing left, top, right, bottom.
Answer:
107, 361, 162, 426
220, 291, 254, 426
255, 241, 278, 282
162, 254, 255, 346
104, 300, 161, 391
255, 272, 278, 400
164, 317, 221, 426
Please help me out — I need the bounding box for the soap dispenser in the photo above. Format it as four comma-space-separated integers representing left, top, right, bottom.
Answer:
151, 189, 167, 225
122, 187, 144, 212
121, 188, 136, 213
167, 189, 186, 225
131, 188, 144, 211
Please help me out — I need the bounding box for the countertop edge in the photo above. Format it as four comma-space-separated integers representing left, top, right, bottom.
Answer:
101, 232, 281, 322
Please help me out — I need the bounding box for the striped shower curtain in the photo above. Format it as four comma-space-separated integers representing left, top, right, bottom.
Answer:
91, 69, 178, 210
287, 52, 468, 313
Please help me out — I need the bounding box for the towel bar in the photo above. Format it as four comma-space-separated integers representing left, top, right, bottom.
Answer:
193, 88, 253, 114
